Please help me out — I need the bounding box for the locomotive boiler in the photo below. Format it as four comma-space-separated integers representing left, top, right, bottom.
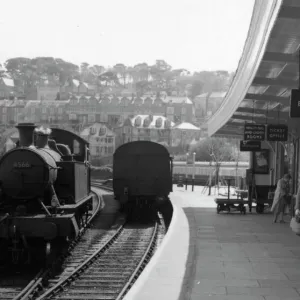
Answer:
0, 123, 93, 265
113, 141, 173, 213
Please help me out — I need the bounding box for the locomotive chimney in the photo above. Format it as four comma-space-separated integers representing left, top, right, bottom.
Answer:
16, 123, 36, 148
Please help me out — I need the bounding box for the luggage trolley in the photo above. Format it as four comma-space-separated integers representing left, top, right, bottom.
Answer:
214, 178, 247, 214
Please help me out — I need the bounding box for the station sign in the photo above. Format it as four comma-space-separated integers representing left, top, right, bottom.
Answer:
240, 140, 261, 152
266, 124, 288, 141
244, 124, 265, 141
290, 89, 300, 118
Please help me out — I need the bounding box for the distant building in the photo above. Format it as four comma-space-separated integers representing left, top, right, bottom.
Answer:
0, 99, 26, 124
5, 132, 18, 152
0, 95, 196, 128
163, 96, 195, 123
0, 78, 14, 99
22, 100, 69, 124
171, 122, 201, 147
61, 79, 96, 97
114, 114, 174, 148
80, 123, 115, 158
194, 92, 226, 122
37, 84, 60, 101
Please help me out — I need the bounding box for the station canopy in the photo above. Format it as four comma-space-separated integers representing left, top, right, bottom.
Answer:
207, 0, 300, 138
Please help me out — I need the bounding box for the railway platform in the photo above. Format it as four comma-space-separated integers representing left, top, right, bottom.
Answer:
125, 185, 300, 300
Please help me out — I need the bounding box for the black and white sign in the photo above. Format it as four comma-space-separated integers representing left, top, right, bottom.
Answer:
240, 140, 261, 152
266, 124, 288, 141
244, 124, 265, 141
290, 89, 300, 118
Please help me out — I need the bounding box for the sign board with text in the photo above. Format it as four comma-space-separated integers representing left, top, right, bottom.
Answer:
266, 124, 288, 141
244, 124, 265, 141
290, 89, 300, 118
240, 140, 261, 152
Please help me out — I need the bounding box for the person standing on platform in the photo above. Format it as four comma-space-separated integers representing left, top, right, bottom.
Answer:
295, 185, 300, 220
271, 174, 292, 223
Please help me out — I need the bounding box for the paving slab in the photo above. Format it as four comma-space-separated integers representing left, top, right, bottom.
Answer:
124, 185, 300, 300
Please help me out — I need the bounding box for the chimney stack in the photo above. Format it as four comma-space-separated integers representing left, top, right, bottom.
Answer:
16, 123, 36, 148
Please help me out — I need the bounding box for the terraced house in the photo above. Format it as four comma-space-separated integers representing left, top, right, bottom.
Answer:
80, 123, 115, 158
0, 95, 195, 131
114, 115, 174, 147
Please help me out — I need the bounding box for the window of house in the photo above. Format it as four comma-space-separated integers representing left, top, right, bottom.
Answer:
42, 107, 47, 114
88, 114, 96, 123
2, 107, 7, 114
90, 127, 97, 135
181, 107, 186, 114
166, 107, 174, 114
96, 146, 100, 153
58, 107, 63, 114
69, 114, 77, 120
99, 127, 106, 135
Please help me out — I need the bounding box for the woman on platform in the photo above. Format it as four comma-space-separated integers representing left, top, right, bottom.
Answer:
271, 174, 292, 223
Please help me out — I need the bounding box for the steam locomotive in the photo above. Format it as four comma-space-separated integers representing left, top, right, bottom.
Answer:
113, 141, 173, 215
0, 123, 93, 265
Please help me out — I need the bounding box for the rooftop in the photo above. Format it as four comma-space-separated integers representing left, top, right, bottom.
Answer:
128, 114, 175, 129
173, 122, 201, 131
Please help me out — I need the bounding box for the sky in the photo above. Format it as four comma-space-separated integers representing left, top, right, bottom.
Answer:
0, 0, 255, 73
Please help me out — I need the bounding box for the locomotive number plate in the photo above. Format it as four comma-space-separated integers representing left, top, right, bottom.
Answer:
13, 162, 32, 169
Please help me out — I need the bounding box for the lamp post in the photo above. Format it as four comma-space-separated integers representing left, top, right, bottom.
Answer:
192, 152, 196, 191
185, 152, 189, 190
208, 160, 212, 195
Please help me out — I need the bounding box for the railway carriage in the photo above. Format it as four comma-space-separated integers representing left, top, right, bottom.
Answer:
172, 161, 248, 178
113, 141, 173, 212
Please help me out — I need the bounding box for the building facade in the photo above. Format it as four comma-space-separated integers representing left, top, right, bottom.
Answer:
80, 123, 115, 158
171, 122, 201, 147
0, 95, 196, 131
114, 115, 174, 148
194, 92, 226, 123
0, 78, 15, 99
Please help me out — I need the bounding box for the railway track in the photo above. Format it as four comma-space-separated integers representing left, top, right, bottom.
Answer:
36, 221, 158, 300
0, 188, 103, 300
34, 183, 161, 300
1, 183, 164, 300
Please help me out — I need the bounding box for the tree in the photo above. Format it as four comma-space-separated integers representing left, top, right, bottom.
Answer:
188, 80, 204, 99
113, 63, 127, 87
98, 71, 119, 87
150, 60, 172, 93
136, 80, 151, 97
190, 137, 238, 192
0, 63, 7, 79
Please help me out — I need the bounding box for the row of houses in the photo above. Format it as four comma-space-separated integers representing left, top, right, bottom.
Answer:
0, 95, 196, 126
5, 116, 201, 158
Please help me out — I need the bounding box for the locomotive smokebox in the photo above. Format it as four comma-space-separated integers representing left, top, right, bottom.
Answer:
16, 123, 36, 147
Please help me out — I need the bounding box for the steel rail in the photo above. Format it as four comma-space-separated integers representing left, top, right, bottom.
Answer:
7, 187, 103, 300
